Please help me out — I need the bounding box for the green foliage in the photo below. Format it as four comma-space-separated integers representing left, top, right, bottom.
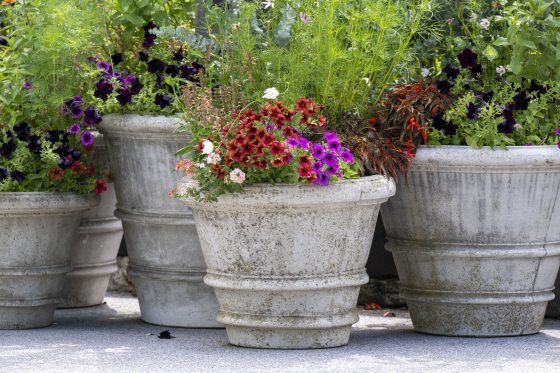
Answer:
194, 0, 438, 128
0, 0, 107, 128
105, 0, 195, 52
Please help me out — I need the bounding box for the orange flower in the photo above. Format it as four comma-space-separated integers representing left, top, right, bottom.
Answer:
48, 168, 65, 181
2, 0, 16, 6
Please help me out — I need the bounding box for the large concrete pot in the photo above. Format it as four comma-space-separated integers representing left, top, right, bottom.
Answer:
0, 193, 96, 329
381, 146, 560, 337
179, 176, 396, 349
98, 114, 220, 328
60, 134, 123, 308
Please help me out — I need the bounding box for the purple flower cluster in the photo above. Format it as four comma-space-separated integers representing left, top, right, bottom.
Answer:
555, 128, 560, 149
93, 61, 143, 106
310, 132, 353, 186
62, 96, 100, 148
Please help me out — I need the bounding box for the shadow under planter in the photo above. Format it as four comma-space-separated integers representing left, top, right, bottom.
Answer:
98, 114, 221, 328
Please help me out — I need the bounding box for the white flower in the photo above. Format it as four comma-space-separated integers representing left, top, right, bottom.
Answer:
206, 152, 222, 165
262, 0, 274, 9
496, 65, 506, 76
202, 140, 214, 155
229, 168, 246, 184
196, 163, 206, 169
262, 87, 280, 100
480, 18, 490, 30
421, 68, 431, 78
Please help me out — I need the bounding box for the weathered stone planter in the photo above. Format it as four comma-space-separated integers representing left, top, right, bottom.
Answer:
0, 193, 96, 329
381, 146, 560, 337
98, 114, 220, 328
179, 176, 396, 349
60, 134, 123, 308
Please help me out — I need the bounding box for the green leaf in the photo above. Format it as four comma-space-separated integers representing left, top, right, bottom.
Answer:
483, 45, 499, 61
493, 37, 510, 46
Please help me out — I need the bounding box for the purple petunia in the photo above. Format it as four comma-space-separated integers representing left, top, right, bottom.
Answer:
147, 59, 167, 74
80, 131, 94, 146
94, 79, 113, 101
154, 93, 172, 109
340, 150, 353, 164
314, 172, 330, 186
325, 163, 339, 175
326, 138, 342, 153
97, 61, 112, 73
287, 138, 300, 148
138, 51, 150, 62
324, 132, 338, 141
68, 123, 81, 134
311, 143, 325, 158
557, 139, 560, 150
116, 87, 132, 106
312, 162, 323, 173
321, 151, 339, 167
299, 137, 310, 149
23, 81, 31, 90
83, 107, 102, 126
553, 128, 560, 136
466, 102, 479, 120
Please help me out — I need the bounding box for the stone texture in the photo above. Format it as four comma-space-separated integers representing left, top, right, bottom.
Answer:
60, 133, 123, 308
0, 193, 96, 329
98, 114, 220, 328
381, 145, 560, 336
180, 176, 396, 349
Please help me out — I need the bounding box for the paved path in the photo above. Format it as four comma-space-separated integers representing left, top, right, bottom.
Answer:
0, 293, 559, 372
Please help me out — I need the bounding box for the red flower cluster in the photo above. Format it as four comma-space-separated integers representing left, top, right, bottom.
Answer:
219, 100, 325, 173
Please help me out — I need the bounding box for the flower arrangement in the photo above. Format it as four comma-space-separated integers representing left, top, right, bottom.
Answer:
174, 86, 359, 201
0, 0, 108, 194
377, 0, 560, 153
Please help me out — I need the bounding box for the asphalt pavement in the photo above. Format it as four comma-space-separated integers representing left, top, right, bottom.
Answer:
0, 293, 559, 373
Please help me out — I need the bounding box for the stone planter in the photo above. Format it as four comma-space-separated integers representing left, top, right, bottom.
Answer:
381, 145, 560, 337
98, 114, 220, 328
60, 134, 123, 308
0, 193, 96, 329
179, 176, 396, 349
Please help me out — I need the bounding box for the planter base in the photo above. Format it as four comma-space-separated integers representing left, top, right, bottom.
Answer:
0, 301, 58, 330
59, 260, 118, 308
131, 264, 222, 328
225, 325, 351, 349
407, 301, 548, 337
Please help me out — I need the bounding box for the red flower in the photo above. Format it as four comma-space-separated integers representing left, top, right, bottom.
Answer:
271, 158, 284, 168
296, 98, 310, 112
269, 141, 285, 156
368, 117, 378, 126
210, 165, 227, 179
299, 155, 312, 166
262, 133, 275, 145
298, 165, 311, 177
282, 126, 297, 138
94, 179, 108, 194
307, 171, 317, 184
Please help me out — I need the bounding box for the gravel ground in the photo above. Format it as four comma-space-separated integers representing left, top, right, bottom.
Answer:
0, 293, 559, 373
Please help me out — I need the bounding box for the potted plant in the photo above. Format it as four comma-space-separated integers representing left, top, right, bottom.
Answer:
378, 1, 560, 336
0, 0, 107, 328
91, 1, 222, 327
171, 0, 435, 348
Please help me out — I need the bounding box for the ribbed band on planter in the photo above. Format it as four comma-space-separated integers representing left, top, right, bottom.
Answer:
180, 176, 396, 349
0, 193, 97, 329
381, 145, 560, 337
60, 133, 123, 308
97, 114, 220, 328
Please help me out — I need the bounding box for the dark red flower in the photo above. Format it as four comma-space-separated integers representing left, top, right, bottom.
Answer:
94, 179, 108, 194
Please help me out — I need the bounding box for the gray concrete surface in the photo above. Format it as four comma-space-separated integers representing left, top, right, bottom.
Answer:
0, 293, 559, 373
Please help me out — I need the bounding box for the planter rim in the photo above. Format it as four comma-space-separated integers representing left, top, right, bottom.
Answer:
0, 192, 98, 214
412, 144, 560, 169
98, 113, 185, 136
179, 175, 396, 209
